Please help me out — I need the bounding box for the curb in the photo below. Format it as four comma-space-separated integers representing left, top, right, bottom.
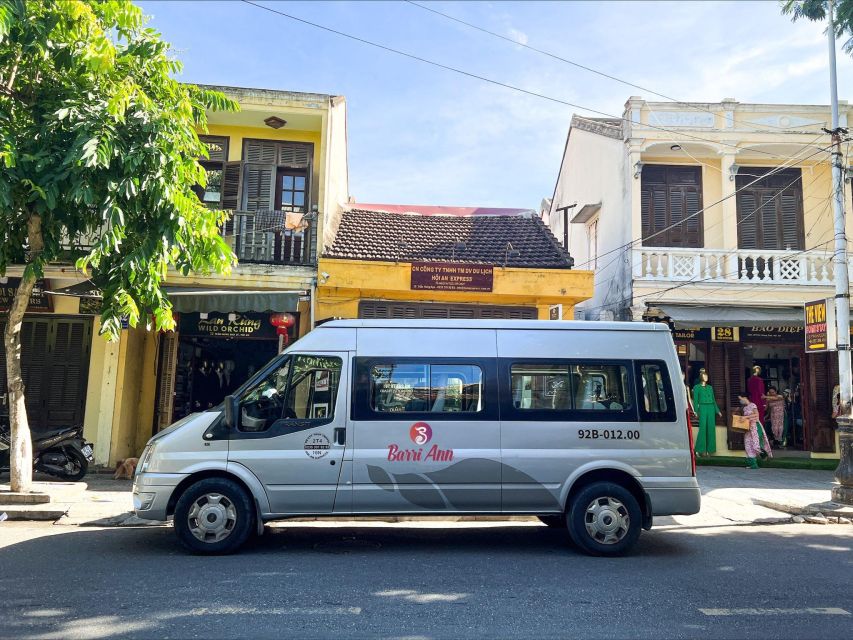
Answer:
0, 504, 69, 521
754, 498, 853, 519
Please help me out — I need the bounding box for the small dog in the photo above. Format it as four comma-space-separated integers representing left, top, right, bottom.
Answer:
113, 457, 139, 480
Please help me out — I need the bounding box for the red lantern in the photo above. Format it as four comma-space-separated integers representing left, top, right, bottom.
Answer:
270, 312, 296, 329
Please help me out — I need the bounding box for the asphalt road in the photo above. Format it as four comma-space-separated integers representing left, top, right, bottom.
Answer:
1, 520, 851, 639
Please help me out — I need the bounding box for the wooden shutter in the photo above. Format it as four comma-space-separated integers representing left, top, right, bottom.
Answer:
244, 140, 277, 163
221, 161, 242, 210
640, 165, 703, 247
199, 135, 228, 162
155, 332, 179, 431
806, 352, 838, 453
736, 168, 804, 250
737, 192, 759, 249
278, 143, 312, 168
242, 165, 275, 212
725, 343, 745, 450
44, 319, 92, 430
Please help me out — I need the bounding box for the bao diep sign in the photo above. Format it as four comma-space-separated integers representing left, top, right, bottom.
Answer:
386, 422, 453, 462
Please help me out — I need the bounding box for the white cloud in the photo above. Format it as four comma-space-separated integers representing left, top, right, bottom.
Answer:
507, 27, 529, 46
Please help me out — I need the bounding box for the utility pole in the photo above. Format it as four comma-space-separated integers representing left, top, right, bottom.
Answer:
827, 0, 853, 505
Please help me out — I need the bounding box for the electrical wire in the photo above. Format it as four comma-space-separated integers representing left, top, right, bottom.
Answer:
404, 0, 822, 134
240, 0, 830, 161
571, 140, 830, 271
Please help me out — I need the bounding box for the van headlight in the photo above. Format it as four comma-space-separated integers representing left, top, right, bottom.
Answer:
137, 442, 157, 474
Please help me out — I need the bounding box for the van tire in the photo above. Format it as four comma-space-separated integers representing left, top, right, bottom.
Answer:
174, 478, 254, 554
567, 481, 641, 556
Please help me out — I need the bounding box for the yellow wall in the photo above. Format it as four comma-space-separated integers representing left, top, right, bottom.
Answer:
316, 258, 594, 321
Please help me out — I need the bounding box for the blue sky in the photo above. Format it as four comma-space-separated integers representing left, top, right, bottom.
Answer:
139, 0, 851, 210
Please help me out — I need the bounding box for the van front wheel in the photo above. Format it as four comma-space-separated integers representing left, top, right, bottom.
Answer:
567, 482, 641, 556
174, 478, 254, 554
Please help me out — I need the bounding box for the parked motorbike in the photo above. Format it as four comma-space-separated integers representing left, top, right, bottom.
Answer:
0, 423, 94, 481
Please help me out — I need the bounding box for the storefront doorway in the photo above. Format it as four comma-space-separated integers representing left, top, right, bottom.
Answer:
742, 343, 803, 449
154, 311, 297, 430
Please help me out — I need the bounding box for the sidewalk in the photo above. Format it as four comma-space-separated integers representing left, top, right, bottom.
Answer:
1, 467, 851, 528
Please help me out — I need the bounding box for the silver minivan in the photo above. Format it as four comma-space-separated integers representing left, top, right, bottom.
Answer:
133, 319, 700, 556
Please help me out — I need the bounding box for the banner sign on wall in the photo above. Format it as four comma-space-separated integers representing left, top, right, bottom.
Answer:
179, 312, 278, 340
0, 278, 51, 312
804, 299, 836, 353
411, 262, 494, 292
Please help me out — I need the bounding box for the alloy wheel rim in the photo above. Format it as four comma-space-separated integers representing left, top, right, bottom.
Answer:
584, 496, 630, 545
187, 493, 237, 543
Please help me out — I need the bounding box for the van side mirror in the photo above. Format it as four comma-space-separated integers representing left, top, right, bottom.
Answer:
223, 395, 239, 429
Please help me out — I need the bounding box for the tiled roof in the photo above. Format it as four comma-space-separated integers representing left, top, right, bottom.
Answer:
353, 203, 535, 217
325, 208, 575, 269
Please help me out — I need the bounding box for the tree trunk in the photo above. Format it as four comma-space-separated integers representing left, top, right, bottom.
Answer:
4, 214, 43, 493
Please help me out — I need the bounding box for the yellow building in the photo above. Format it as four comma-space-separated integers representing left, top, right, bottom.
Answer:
546, 97, 853, 459
2, 85, 350, 467
317, 204, 593, 323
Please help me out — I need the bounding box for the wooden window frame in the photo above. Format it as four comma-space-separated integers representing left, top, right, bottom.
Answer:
240, 139, 314, 213
735, 167, 805, 251
196, 135, 229, 208
640, 164, 704, 248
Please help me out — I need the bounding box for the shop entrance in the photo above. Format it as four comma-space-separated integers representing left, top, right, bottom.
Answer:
742, 343, 803, 450
154, 311, 296, 430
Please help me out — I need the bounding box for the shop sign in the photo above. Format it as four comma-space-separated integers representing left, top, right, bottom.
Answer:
549, 304, 562, 320
711, 327, 739, 342
740, 326, 804, 343
410, 262, 493, 293
179, 312, 277, 340
672, 328, 711, 342
804, 299, 836, 353
0, 278, 51, 312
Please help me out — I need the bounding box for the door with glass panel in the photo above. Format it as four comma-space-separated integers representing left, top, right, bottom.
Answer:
228, 352, 348, 514
349, 358, 500, 513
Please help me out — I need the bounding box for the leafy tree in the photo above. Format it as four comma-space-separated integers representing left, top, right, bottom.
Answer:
782, 0, 853, 53
0, 0, 237, 492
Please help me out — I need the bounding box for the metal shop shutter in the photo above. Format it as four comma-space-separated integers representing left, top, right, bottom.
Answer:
358, 301, 537, 320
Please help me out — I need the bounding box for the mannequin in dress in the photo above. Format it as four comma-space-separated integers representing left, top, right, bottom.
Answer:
692, 369, 722, 457
747, 365, 767, 425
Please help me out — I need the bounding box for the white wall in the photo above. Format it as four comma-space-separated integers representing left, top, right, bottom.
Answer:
322, 96, 350, 251
548, 126, 631, 320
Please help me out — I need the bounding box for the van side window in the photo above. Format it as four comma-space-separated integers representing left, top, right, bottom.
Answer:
510, 364, 571, 410
636, 361, 676, 422
573, 363, 633, 412
238, 355, 342, 431
370, 363, 483, 413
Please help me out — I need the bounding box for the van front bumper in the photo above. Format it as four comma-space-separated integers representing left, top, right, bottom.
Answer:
132, 472, 187, 521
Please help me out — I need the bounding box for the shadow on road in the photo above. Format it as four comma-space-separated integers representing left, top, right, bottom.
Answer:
1, 523, 851, 639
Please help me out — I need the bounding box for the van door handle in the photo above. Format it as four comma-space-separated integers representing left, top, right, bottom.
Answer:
333, 428, 346, 446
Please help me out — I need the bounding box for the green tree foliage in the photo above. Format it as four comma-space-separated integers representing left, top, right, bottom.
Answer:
0, 0, 238, 338
783, 0, 853, 53
0, 0, 237, 491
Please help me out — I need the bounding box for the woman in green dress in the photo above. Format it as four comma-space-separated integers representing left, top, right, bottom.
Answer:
692, 369, 722, 457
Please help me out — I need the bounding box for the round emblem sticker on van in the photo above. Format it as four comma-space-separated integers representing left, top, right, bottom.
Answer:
304, 433, 331, 459
409, 422, 432, 445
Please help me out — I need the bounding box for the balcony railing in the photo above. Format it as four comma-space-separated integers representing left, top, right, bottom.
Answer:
633, 247, 849, 285
226, 210, 315, 267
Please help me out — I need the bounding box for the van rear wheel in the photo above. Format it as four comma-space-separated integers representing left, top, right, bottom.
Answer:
567, 482, 641, 556
174, 478, 254, 554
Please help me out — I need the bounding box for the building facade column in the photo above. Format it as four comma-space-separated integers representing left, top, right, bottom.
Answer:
719, 149, 740, 280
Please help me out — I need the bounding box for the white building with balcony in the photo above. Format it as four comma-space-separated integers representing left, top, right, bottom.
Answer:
544, 97, 852, 458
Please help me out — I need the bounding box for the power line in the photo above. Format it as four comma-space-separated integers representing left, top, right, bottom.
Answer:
580, 236, 839, 317
240, 0, 829, 161
571, 141, 830, 270
582, 164, 836, 310
404, 0, 816, 134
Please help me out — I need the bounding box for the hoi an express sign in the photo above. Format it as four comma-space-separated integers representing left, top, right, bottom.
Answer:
0, 278, 51, 312
179, 312, 277, 340
411, 262, 493, 293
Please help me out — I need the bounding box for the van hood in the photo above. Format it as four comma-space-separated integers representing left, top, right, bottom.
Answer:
149, 410, 220, 443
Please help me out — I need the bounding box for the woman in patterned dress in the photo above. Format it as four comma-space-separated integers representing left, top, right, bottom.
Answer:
763, 386, 786, 445
738, 393, 772, 469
